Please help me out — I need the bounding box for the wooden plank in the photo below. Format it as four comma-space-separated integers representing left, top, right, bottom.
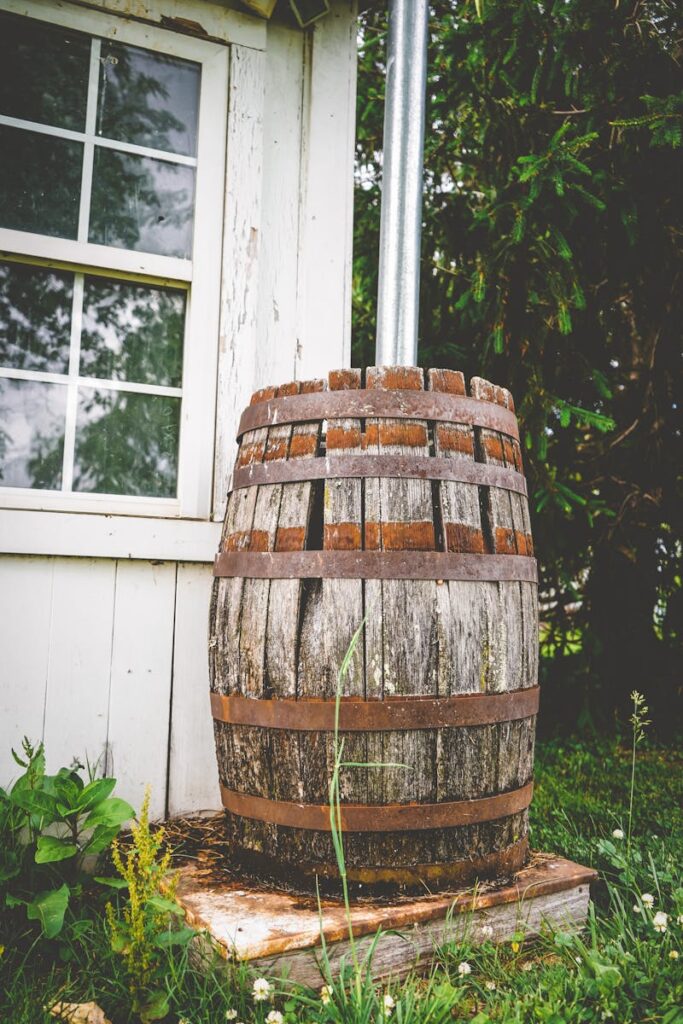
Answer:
295, 2, 358, 379
213, 45, 266, 522
266, 379, 324, 811
0, 556, 53, 788
256, 24, 305, 389
365, 366, 438, 829
42, 558, 116, 776
176, 855, 595, 987
169, 563, 221, 816
106, 560, 177, 820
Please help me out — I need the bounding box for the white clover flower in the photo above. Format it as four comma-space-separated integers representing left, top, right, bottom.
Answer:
320, 985, 332, 1006
226, 1012, 238, 1021
633, 904, 642, 913
677, 914, 683, 926
253, 978, 272, 1002
669, 950, 679, 960
653, 911, 668, 933
383, 993, 396, 1016
457, 961, 472, 977
612, 828, 624, 840
266, 1012, 283, 1024
480, 924, 494, 939
641, 893, 655, 908
485, 981, 496, 991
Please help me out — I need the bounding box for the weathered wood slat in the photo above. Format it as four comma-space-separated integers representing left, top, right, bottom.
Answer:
209, 367, 538, 890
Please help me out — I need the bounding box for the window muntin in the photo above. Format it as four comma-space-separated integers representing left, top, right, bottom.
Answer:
0, 11, 200, 260
0, 260, 185, 498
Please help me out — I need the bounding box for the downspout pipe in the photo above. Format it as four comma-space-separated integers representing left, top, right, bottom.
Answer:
374, 0, 429, 367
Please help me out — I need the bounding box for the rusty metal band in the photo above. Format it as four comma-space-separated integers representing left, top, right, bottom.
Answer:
220, 780, 534, 832
211, 686, 539, 731
230, 455, 528, 496
238, 391, 519, 441
213, 551, 537, 583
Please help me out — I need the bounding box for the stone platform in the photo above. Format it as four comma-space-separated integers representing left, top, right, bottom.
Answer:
174, 854, 596, 987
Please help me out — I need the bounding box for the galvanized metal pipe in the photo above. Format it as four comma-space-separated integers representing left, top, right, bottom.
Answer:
375, 0, 429, 367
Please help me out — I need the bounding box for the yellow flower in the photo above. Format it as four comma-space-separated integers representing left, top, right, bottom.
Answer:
511, 941, 520, 953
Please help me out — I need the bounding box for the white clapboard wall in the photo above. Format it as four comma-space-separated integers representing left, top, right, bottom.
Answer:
0, 0, 358, 819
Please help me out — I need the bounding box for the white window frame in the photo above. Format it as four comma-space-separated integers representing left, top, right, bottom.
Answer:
0, 0, 230, 524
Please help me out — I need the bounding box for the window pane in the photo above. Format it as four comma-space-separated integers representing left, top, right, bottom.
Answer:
0, 126, 82, 238
73, 388, 180, 497
0, 378, 66, 489
89, 149, 195, 258
80, 277, 184, 387
0, 13, 90, 131
97, 42, 200, 157
0, 262, 73, 373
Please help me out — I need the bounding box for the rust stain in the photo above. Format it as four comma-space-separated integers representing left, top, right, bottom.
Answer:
264, 440, 288, 461
483, 435, 505, 462
329, 369, 360, 391
368, 366, 423, 390
237, 442, 265, 467
225, 529, 269, 552
445, 523, 486, 553
324, 523, 362, 551
493, 527, 517, 555
250, 385, 277, 405
364, 424, 428, 447
289, 435, 317, 458
327, 426, 362, 450
275, 526, 306, 552
436, 426, 474, 456
277, 382, 299, 398
364, 521, 436, 551
300, 378, 325, 393
503, 438, 516, 466
429, 368, 466, 395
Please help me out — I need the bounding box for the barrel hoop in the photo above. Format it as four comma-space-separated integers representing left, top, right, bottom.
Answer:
230, 455, 528, 496
219, 780, 534, 832
213, 551, 538, 582
211, 686, 539, 731
237, 391, 519, 441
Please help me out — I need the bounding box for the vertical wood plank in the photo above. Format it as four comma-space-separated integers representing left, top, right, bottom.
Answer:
106, 560, 177, 819
295, 1, 358, 379
213, 44, 266, 521
0, 556, 53, 788
43, 558, 116, 776
169, 563, 221, 816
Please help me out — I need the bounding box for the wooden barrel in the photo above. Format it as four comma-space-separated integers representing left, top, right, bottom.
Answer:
209, 367, 538, 890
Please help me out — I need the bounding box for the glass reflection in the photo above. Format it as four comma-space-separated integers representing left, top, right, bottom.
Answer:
0, 262, 73, 373
81, 277, 184, 387
0, 12, 90, 131
89, 149, 195, 258
0, 378, 66, 489
73, 388, 180, 497
0, 126, 82, 238
97, 42, 200, 157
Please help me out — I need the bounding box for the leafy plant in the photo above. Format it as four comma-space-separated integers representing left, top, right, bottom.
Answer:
0, 738, 134, 939
102, 787, 193, 1022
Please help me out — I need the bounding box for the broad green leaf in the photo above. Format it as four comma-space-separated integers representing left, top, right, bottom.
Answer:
147, 895, 184, 916
94, 875, 129, 890
155, 925, 195, 947
75, 778, 116, 814
35, 836, 78, 864
84, 797, 135, 829
26, 884, 70, 938
83, 824, 120, 855
139, 989, 170, 1023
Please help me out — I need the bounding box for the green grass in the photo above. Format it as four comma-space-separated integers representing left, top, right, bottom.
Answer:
1, 735, 681, 1024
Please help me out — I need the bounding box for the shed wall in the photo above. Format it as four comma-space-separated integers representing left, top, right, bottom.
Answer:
0, 0, 358, 817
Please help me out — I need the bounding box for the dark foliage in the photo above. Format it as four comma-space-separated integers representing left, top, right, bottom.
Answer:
353, 0, 682, 732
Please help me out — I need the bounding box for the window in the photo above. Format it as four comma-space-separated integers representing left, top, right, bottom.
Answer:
0, 2, 228, 518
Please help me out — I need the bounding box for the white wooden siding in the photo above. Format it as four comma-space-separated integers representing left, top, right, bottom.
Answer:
0, 0, 358, 816
0, 557, 215, 818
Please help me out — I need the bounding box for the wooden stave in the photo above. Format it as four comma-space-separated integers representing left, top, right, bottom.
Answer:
209, 369, 538, 890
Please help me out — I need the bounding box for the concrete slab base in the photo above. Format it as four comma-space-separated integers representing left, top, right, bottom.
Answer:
174, 853, 596, 987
